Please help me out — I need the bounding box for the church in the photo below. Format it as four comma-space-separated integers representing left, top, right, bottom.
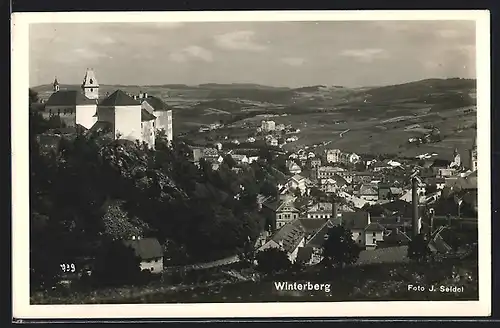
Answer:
43, 68, 173, 148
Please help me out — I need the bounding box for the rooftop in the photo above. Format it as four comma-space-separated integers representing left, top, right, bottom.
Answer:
99, 90, 141, 107
45, 90, 97, 106
122, 237, 163, 260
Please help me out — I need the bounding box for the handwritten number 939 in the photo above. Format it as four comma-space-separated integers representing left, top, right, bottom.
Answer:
60, 263, 76, 273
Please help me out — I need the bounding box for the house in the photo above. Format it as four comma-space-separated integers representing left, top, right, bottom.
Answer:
248, 156, 259, 164
378, 183, 391, 200
303, 219, 335, 263
231, 154, 249, 164
261, 120, 276, 132
257, 219, 306, 263
267, 138, 278, 146
261, 195, 300, 231
287, 174, 308, 195
310, 157, 322, 169
340, 152, 361, 165
356, 184, 379, 202
315, 165, 345, 181
137, 93, 173, 143
306, 202, 333, 219
389, 187, 404, 199
339, 211, 385, 250
298, 218, 329, 242
325, 149, 341, 163
122, 237, 164, 274
287, 161, 302, 174
320, 174, 348, 194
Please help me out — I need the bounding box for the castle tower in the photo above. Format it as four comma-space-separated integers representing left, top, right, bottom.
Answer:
53, 77, 60, 92
81, 68, 99, 100
469, 134, 477, 171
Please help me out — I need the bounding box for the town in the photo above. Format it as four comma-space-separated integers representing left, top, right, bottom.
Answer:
29, 68, 479, 304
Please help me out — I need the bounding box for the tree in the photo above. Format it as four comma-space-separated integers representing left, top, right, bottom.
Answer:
222, 154, 237, 169
29, 88, 39, 104
322, 225, 361, 268
407, 233, 430, 262
255, 247, 291, 274
101, 200, 150, 241
91, 240, 143, 287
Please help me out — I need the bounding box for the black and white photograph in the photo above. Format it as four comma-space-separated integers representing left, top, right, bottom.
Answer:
12, 10, 491, 319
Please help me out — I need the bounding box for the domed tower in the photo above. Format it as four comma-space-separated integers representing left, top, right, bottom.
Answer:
469, 135, 477, 171
53, 77, 60, 92
81, 68, 99, 100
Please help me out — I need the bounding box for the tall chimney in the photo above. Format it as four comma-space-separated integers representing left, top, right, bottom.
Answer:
412, 177, 421, 238
332, 198, 339, 223
428, 208, 435, 238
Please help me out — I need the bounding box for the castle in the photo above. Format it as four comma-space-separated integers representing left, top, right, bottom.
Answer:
43, 68, 173, 148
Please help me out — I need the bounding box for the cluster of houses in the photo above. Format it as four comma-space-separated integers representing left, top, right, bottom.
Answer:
252, 136, 478, 266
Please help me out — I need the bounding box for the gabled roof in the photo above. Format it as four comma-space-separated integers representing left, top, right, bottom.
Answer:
276, 199, 300, 213
99, 90, 141, 106
307, 202, 333, 213
299, 218, 328, 234
45, 90, 97, 106
364, 222, 385, 232
359, 184, 378, 195
271, 220, 306, 253
306, 219, 334, 248
122, 238, 163, 260
142, 95, 171, 111
141, 108, 156, 122
291, 174, 306, 182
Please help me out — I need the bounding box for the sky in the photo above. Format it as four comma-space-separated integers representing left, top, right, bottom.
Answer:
29, 20, 476, 88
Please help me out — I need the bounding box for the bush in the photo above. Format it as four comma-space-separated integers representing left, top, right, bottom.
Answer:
322, 225, 361, 268
255, 248, 291, 274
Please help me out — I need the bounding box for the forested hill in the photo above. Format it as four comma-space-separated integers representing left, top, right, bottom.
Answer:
30, 101, 286, 290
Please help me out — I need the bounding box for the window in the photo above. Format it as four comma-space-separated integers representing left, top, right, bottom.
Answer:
373, 238, 376, 244
373, 232, 376, 237
90, 79, 93, 84
90, 88, 93, 92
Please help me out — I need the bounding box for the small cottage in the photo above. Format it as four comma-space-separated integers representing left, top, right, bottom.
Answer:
122, 237, 164, 274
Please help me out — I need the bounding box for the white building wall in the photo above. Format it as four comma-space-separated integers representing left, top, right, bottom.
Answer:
75, 104, 98, 129
114, 105, 142, 142
288, 237, 305, 263
154, 110, 173, 142
140, 258, 163, 274
141, 120, 156, 149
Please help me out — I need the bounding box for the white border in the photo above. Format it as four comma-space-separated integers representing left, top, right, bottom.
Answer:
12, 10, 491, 319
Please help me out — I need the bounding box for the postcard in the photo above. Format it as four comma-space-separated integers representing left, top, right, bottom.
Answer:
12, 10, 491, 320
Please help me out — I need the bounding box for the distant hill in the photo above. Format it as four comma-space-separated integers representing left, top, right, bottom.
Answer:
357, 78, 476, 103
293, 85, 327, 92
198, 83, 291, 91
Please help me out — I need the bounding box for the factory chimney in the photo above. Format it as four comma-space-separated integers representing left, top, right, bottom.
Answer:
332, 197, 339, 224
412, 177, 421, 238
428, 208, 435, 239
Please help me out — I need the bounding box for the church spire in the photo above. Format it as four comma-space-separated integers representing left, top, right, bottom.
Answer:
81, 68, 99, 100
53, 76, 60, 92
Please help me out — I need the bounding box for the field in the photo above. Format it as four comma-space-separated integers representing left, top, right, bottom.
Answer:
32, 78, 477, 159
